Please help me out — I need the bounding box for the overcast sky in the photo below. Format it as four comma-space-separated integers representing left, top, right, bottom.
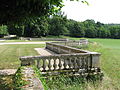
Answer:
62, 0, 120, 24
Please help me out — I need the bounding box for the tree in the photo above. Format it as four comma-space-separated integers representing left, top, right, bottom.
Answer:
8, 24, 24, 37
85, 26, 96, 38
83, 20, 97, 38
109, 26, 120, 39
0, 25, 8, 37
69, 22, 85, 37
49, 16, 68, 36
31, 18, 49, 37
8, 17, 49, 37
0, 0, 88, 24
0, 0, 64, 24
66, 19, 76, 36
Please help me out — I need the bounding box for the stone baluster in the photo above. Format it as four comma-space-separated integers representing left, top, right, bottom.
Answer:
48, 58, 52, 71
84, 57, 87, 68
83, 56, 88, 72
81, 57, 84, 69
42, 59, 46, 71
73, 57, 77, 69
68, 58, 72, 69
63, 58, 67, 69
83, 57, 86, 69
53, 58, 57, 70
37, 60, 40, 69
85, 56, 88, 69
77, 57, 81, 68
58, 58, 62, 70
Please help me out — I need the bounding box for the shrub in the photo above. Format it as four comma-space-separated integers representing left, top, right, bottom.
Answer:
0, 25, 8, 37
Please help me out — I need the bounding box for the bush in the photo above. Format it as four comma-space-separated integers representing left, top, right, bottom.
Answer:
0, 25, 8, 37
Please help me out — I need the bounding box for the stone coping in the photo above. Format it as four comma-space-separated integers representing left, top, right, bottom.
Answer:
46, 42, 101, 54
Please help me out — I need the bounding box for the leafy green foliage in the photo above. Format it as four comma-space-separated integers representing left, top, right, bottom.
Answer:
0, 25, 8, 37
46, 75, 85, 90
49, 16, 68, 36
109, 26, 120, 39
8, 17, 49, 37
69, 21, 85, 37
33, 66, 48, 90
5, 16, 120, 39
0, 76, 14, 90
0, 0, 64, 24
13, 67, 29, 89
0, 0, 90, 24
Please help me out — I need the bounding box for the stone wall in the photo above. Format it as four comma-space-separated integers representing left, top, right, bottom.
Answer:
14, 66, 44, 90
46, 42, 89, 54
18, 40, 102, 90
20, 42, 101, 72
20, 37, 68, 41
45, 42, 101, 69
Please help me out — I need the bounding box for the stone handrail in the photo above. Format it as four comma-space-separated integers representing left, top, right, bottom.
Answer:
46, 42, 90, 54
46, 42, 101, 68
20, 37, 69, 41
20, 41, 101, 74
20, 53, 100, 73
20, 54, 100, 73
51, 41, 80, 46
51, 40, 88, 47
19, 40, 101, 89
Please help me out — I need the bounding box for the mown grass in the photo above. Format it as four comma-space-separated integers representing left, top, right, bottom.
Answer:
42, 38, 120, 90
0, 39, 51, 42
70, 38, 120, 90
0, 43, 45, 89
0, 44, 45, 69
88, 38, 120, 89
1, 38, 120, 90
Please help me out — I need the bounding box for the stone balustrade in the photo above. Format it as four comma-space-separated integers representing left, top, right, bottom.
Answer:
46, 42, 89, 54
20, 41, 101, 75
20, 37, 69, 41
51, 39, 88, 46
51, 41, 80, 46
20, 54, 89, 71
19, 40, 101, 90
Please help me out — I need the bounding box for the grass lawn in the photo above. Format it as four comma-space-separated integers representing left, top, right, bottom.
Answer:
0, 39, 51, 42
45, 38, 120, 90
80, 38, 120, 90
0, 44, 45, 69
0, 38, 120, 90
89, 38, 120, 88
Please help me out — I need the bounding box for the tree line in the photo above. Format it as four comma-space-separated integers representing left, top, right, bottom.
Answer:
1, 16, 120, 39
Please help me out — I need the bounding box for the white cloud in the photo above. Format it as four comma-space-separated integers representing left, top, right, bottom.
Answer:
62, 0, 120, 24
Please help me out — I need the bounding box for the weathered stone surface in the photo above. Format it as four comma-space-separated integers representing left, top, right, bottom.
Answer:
21, 67, 44, 90
34, 48, 55, 56
19, 41, 101, 76
0, 69, 17, 75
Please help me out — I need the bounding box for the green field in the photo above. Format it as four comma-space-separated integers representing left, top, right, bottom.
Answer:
0, 38, 120, 89
0, 44, 45, 69
0, 40, 50, 42
44, 38, 120, 90
87, 38, 120, 89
